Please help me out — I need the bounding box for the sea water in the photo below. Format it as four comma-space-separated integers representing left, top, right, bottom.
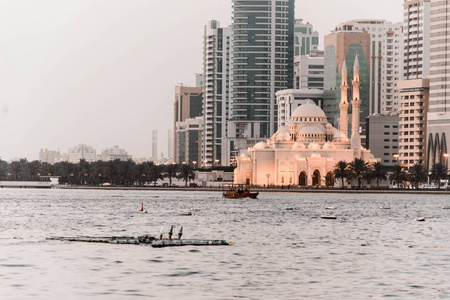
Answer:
1, 189, 450, 299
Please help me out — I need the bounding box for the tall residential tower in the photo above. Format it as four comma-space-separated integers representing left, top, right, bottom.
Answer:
228, 0, 295, 160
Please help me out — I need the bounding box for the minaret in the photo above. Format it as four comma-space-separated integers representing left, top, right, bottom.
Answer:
351, 54, 362, 157
339, 60, 349, 138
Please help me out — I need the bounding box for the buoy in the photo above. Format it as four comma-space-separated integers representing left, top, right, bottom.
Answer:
159, 226, 164, 240
144, 210, 147, 213
177, 227, 183, 240
140, 203, 144, 212
321, 215, 337, 219
361, 243, 367, 246
168, 225, 173, 240
178, 211, 192, 216
292, 242, 297, 245
285, 207, 294, 211
416, 217, 425, 222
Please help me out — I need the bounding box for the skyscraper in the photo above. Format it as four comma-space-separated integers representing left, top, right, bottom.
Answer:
228, 0, 295, 159
294, 19, 319, 56
427, 0, 450, 170
202, 20, 232, 167
173, 84, 203, 162
323, 29, 370, 141
334, 20, 403, 115
152, 130, 158, 160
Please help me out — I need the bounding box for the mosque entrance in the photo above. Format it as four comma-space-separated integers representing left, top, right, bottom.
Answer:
298, 171, 307, 186
312, 170, 320, 186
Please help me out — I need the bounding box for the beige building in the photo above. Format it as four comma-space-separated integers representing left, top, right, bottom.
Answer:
39, 149, 61, 164
68, 144, 97, 163
397, 79, 429, 168
99, 145, 132, 161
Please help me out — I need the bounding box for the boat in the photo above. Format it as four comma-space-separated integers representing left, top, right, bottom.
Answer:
222, 185, 259, 199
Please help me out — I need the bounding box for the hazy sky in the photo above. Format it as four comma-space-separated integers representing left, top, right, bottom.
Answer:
0, 0, 403, 161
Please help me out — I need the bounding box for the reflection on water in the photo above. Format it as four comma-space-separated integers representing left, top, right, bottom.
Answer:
1, 189, 450, 299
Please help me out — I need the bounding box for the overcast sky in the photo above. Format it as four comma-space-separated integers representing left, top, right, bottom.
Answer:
0, 0, 403, 161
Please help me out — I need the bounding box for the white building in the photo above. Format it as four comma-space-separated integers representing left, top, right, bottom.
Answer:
152, 130, 157, 160
68, 144, 96, 163
403, 0, 431, 80
335, 20, 403, 115
39, 149, 61, 164
98, 145, 132, 161
294, 54, 324, 90
202, 20, 232, 167
294, 19, 320, 56
277, 89, 324, 128
235, 55, 377, 187
427, 0, 450, 170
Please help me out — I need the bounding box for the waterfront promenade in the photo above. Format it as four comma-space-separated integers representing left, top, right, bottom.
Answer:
59, 185, 450, 194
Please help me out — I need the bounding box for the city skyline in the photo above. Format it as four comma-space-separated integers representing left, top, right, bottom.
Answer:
0, 0, 403, 161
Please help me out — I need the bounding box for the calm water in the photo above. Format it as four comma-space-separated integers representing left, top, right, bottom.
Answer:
1, 189, 450, 299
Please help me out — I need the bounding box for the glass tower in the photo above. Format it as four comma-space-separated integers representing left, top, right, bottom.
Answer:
229, 0, 295, 156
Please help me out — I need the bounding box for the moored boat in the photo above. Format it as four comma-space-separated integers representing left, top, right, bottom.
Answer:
222, 186, 259, 199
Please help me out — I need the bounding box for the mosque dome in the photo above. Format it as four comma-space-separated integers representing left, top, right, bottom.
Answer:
333, 131, 346, 139
308, 142, 321, 150
297, 125, 326, 135
239, 153, 251, 161
310, 152, 321, 158
323, 141, 336, 149
291, 100, 327, 119
292, 141, 306, 149
254, 142, 268, 150
273, 126, 290, 139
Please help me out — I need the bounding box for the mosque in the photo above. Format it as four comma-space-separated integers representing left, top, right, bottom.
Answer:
234, 55, 377, 187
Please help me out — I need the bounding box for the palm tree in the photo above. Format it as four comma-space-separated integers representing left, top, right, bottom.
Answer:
429, 163, 448, 189
390, 164, 406, 189
164, 163, 178, 186
408, 163, 427, 189
178, 164, 195, 187
333, 160, 348, 189
148, 163, 163, 184
371, 161, 388, 188
348, 158, 370, 189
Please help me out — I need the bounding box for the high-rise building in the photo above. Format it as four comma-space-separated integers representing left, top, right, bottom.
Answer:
294, 19, 319, 56
195, 73, 205, 87
403, 0, 431, 80
175, 116, 203, 166
427, 0, 450, 170
39, 149, 61, 164
324, 30, 370, 142
168, 130, 173, 160
335, 20, 403, 115
99, 145, 132, 161
68, 144, 96, 163
228, 0, 295, 158
398, 0, 431, 168
202, 20, 232, 167
152, 130, 158, 160
398, 79, 429, 168
173, 84, 203, 162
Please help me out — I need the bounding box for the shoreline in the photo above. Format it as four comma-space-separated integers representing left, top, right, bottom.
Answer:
56, 185, 450, 195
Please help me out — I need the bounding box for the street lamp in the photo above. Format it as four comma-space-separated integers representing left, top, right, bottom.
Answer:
203, 159, 208, 168
214, 159, 220, 167
393, 154, 399, 163
192, 161, 197, 169
266, 173, 270, 188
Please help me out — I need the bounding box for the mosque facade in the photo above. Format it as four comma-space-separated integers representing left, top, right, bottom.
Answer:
234, 55, 378, 187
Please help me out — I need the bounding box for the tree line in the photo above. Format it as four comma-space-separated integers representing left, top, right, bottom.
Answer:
333, 158, 449, 189
0, 159, 196, 186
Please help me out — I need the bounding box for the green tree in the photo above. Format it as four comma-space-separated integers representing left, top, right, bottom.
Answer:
348, 158, 370, 189
333, 160, 348, 189
408, 163, 427, 189
371, 161, 388, 188
429, 163, 448, 190
148, 163, 163, 184
390, 164, 406, 189
178, 164, 195, 187
164, 163, 179, 186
